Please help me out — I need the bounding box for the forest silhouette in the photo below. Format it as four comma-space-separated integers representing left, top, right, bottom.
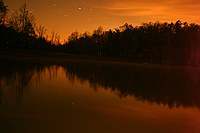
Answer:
1, 1, 200, 65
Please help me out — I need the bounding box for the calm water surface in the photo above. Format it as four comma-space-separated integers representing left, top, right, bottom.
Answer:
0, 60, 200, 133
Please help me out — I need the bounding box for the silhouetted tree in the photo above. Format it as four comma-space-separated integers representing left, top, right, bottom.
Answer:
36, 25, 47, 38
0, 3, 60, 51
2, 5, 200, 67
0, 0, 7, 24
8, 3, 35, 36
50, 31, 61, 45
63, 20, 200, 66
68, 31, 79, 42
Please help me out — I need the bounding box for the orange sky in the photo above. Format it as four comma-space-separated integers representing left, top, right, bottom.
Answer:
4, 0, 200, 42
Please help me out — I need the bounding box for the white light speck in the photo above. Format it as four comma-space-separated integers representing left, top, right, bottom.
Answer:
78, 7, 82, 10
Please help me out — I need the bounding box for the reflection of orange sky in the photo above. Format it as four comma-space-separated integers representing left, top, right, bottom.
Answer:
100, 97, 200, 133
4, 0, 200, 42
1, 65, 200, 132
33, 66, 200, 133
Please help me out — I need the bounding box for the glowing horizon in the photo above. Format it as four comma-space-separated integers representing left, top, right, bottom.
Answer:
4, 0, 200, 42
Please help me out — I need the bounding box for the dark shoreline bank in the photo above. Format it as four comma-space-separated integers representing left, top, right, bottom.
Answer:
0, 50, 194, 69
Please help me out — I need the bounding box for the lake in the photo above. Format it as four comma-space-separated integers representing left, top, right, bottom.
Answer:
0, 60, 200, 133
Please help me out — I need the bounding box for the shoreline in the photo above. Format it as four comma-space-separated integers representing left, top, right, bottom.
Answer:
0, 50, 193, 69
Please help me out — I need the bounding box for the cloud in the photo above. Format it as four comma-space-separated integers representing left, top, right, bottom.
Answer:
90, 0, 200, 22
108, 6, 170, 17
92, 1, 170, 17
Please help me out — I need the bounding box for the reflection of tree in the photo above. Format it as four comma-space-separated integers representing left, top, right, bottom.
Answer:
0, 60, 63, 105
1, 60, 200, 109
0, 76, 2, 104
0, 60, 48, 104
63, 62, 200, 109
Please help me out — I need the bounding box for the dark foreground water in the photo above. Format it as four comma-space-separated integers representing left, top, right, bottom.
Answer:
0, 60, 200, 133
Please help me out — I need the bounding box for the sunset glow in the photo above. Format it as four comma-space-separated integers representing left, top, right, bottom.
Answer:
4, 0, 200, 41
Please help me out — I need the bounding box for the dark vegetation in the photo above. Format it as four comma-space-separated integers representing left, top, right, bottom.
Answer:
0, 1, 61, 51
64, 22, 200, 66
1, 0, 200, 65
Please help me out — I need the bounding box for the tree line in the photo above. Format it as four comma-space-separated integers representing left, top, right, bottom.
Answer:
1, 0, 200, 65
0, 1, 61, 51
64, 22, 200, 65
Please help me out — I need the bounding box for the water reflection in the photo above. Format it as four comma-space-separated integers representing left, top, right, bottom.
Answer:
63, 63, 200, 109
0, 60, 49, 104
0, 60, 200, 109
